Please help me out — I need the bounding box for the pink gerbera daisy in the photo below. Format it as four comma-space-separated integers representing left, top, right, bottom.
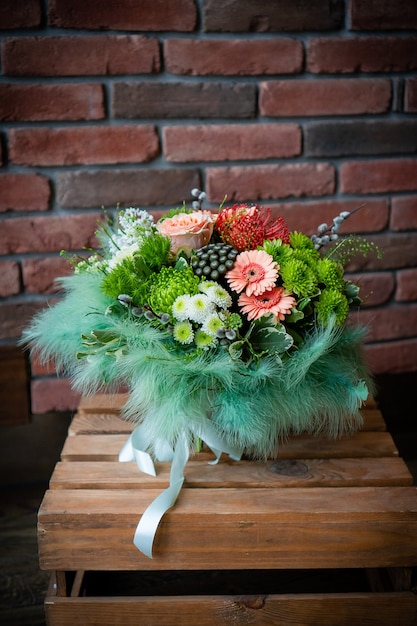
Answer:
238, 287, 296, 321
226, 249, 278, 297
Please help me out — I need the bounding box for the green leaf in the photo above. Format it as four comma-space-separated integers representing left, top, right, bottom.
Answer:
228, 340, 244, 360
284, 308, 304, 324
251, 326, 294, 355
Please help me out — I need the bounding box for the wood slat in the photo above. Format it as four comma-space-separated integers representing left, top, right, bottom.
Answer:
60, 430, 400, 462
68, 413, 134, 436
77, 392, 379, 413
77, 394, 129, 413
68, 406, 387, 436
49, 456, 413, 490
44, 592, 417, 626
38, 486, 417, 571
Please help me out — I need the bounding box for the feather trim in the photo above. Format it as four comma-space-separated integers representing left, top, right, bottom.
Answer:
21, 272, 373, 459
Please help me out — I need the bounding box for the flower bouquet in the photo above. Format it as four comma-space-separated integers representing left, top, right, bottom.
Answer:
22, 189, 377, 557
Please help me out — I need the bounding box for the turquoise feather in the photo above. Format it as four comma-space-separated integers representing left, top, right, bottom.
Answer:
21, 271, 373, 459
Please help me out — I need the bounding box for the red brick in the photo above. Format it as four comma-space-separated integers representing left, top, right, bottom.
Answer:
0, 301, 43, 340
405, 78, 417, 112
0, 213, 102, 255
112, 82, 256, 119
0, 84, 104, 122
206, 163, 335, 203
30, 354, 58, 377
2, 36, 160, 76
163, 124, 301, 162
340, 159, 417, 194
350, 0, 417, 31
56, 169, 200, 209
48, 0, 196, 31
164, 38, 302, 75
391, 196, 417, 231
31, 377, 81, 414
347, 272, 395, 307
0, 0, 41, 28
305, 120, 417, 157
9, 126, 159, 166
364, 339, 417, 375
271, 199, 389, 235
203, 0, 344, 32
307, 37, 417, 74
358, 304, 417, 342
347, 233, 417, 272
0, 261, 21, 297
396, 268, 417, 302
22, 257, 73, 294
260, 78, 391, 116
0, 174, 50, 212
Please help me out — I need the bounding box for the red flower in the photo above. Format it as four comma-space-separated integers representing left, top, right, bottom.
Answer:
215, 204, 290, 252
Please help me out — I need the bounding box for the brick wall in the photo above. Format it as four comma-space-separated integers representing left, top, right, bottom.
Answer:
1, 0, 417, 414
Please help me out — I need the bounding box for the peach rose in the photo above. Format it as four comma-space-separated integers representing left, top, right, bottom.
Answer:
156, 211, 215, 255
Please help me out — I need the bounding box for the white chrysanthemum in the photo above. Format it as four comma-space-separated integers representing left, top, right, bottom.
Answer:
173, 321, 194, 345
195, 329, 217, 349
118, 208, 154, 233
198, 281, 217, 294
202, 313, 225, 337
172, 294, 192, 321
107, 208, 154, 256
108, 243, 139, 269
187, 293, 215, 323
204, 284, 232, 309
74, 255, 108, 274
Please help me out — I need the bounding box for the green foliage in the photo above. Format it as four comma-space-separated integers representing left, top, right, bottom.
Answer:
229, 315, 293, 363
159, 205, 194, 220
139, 232, 171, 271
326, 234, 382, 267
147, 266, 201, 315
101, 258, 139, 300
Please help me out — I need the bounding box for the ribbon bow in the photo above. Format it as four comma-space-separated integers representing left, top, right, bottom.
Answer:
119, 419, 242, 558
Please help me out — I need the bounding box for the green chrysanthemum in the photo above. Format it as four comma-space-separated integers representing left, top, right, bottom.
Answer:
315, 288, 349, 326
292, 247, 321, 270
290, 231, 317, 251
317, 258, 345, 290
279, 258, 318, 297
202, 313, 224, 337
173, 320, 194, 345
148, 266, 200, 315
195, 329, 216, 349
261, 240, 293, 266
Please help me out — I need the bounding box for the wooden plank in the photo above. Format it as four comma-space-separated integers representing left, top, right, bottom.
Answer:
68, 406, 387, 436
68, 413, 134, 436
77, 393, 129, 413
359, 408, 386, 431
77, 392, 379, 413
60, 430, 400, 462
49, 456, 413, 490
44, 592, 417, 626
37, 486, 417, 571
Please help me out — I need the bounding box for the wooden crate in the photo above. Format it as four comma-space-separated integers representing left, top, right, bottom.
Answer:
39, 394, 417, 625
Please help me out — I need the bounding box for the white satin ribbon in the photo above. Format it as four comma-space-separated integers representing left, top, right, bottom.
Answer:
119, 420, 243, 558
